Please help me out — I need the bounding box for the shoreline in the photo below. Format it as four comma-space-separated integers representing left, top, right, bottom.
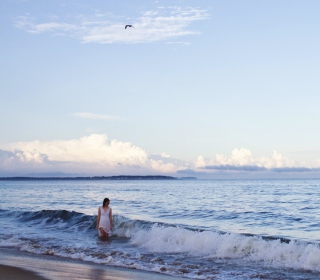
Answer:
0, 248, 185, 280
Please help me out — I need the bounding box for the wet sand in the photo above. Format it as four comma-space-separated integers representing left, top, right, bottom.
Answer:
0, 248, 184, 280
0, 264, 49, 280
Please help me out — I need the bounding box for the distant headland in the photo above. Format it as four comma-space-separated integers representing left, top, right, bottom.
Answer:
0, 175, 197, 181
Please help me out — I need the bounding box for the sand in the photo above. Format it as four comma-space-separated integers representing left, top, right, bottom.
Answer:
0, 264, 49, 280
0, 248, 185, 280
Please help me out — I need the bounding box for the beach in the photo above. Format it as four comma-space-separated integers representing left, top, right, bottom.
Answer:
0, 248, 184, 280
0, 264, 48, 280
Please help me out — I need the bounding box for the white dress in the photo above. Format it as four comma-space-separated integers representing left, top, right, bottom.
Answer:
98, 206, 111, 236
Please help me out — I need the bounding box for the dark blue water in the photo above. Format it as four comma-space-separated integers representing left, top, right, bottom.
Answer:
1, 179, 320, 279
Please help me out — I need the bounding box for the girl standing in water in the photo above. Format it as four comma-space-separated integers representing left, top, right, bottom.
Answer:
96, 198, 113, 237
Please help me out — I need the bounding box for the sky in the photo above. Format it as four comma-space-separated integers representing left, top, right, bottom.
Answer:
1, 0, 320, 179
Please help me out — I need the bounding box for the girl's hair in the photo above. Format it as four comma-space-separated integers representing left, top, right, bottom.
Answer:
103, 198, 110, 206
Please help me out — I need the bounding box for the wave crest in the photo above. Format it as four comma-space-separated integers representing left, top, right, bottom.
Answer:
2, 208, 320, 272
129, 223, 320, 271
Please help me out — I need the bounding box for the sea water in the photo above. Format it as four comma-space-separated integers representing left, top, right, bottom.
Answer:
1, 179, 320, 279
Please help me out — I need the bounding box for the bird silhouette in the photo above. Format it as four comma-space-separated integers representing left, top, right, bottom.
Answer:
125, 25, 134, 29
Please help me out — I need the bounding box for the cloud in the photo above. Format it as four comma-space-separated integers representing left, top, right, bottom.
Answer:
15, 6, 209, 44
149, 159, 178, 173
147, 153, 189, 173
3, 134, 147, 165
160, 152, 170, 158
0, 149, 51, 176
176, 169, 207, 177
203, 164, 267, 172
165, 41, 191, 45
270, 167, 320, 173
1, 136, 320, 178
71, 112, 119, 121
0, 134, 186, 175
14, 15, 76, 33
193, 148, 320, 176
195, 148, 297, 169
0, 149, 49, 165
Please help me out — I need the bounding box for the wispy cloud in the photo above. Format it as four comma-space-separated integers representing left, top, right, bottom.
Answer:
15, 6, 209, 44
71, 112, 119, 121
165, 41, 191, 45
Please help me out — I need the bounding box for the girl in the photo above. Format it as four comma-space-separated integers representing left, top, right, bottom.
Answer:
96, 198, 113, 237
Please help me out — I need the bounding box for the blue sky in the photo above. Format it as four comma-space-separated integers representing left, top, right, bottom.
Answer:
1, 0, 320, 178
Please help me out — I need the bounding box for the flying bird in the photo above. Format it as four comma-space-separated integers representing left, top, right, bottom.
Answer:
125, 25, 134, 29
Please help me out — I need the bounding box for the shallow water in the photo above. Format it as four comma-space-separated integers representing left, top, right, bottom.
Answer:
1, 179, 320, 279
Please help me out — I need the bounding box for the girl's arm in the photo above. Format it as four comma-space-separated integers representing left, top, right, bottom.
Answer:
109, 208, 113, 230
96, 207, 101, 229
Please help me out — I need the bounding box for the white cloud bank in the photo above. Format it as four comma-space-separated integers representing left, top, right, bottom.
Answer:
4, 134, 147, 165
195, 148, 296, 169
15, 6, 209, 44
193, 148, 320, 176
0, 134, 185, 176
1, 135, 320, 178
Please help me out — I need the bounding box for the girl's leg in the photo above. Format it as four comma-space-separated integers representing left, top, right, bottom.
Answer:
99, 227, 108, 237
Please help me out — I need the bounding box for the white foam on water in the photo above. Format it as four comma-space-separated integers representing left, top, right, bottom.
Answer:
130, 223, 320, 272
0, 236, 24, 248
2, 210, 320, 278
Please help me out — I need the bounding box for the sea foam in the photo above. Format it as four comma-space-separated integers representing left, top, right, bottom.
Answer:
129, 223, 320, 272
2, 208, 320, 274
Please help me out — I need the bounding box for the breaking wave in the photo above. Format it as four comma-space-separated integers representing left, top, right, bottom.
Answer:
1, 208, 320, 275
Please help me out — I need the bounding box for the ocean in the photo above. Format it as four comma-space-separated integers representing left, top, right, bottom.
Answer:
1, 179, 320, 279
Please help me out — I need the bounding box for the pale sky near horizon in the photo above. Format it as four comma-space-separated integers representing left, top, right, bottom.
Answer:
1, 0, 320, 178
